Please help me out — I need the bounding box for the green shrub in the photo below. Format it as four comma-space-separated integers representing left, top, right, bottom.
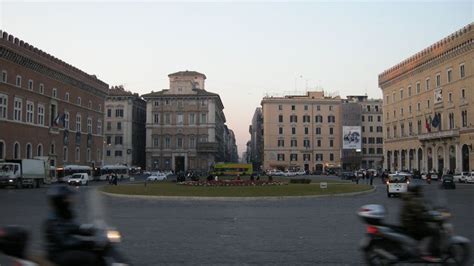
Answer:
289, 178, 311, 184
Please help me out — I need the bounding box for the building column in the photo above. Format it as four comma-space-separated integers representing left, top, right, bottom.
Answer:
423, 147, 429, 173
432, 146, 438, 172
398, 150, 402, 171
444, 143, 449, 174
455, 143, 462, 173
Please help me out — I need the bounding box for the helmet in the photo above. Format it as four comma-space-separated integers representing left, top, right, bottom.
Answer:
408, 183, 423, 197
47, 185, 76, 219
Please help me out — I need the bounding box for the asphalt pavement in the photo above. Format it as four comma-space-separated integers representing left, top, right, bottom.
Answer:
1, 177, 473, 265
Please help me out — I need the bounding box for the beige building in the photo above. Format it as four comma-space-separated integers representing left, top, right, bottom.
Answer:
261, 91, 342, 173
379, 23, 473, 174
143, 71, 229, 172
104, 86, 146, 168
360, 98, 384, 170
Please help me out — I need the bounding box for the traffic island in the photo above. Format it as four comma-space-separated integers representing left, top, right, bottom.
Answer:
100, 182, 374, 199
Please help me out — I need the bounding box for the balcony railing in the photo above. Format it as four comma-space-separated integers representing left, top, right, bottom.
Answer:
418, 129, 460, 141
196, 142, 218, 153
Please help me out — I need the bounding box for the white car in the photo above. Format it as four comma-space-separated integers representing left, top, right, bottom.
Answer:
146, 173, 167, 181
466, 172, 474, 183
422, 172, 438, 180
67, 173, 89, 186
453, 172, 470, 183
267, 170, 284, 176
283, 171, 297, 177
296, 170, 306, 176
386, 174, 409, 197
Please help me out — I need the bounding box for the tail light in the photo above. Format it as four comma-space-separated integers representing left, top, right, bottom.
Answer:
366, 225, 379, 235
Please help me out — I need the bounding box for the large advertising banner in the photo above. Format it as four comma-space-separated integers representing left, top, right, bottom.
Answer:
343, 126, 361, 150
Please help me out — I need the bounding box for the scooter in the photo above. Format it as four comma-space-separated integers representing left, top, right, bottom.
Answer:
357, 204, 470, 265
0, 224, 129, 266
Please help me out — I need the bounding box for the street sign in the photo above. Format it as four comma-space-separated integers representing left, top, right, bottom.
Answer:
320, 182, 327, 189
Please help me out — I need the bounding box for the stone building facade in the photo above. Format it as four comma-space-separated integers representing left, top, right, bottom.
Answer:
261, 91, 342, 173
248, 107, 263, 170
143, 71, 232, 172
104, 86, 146, 168
379, 23, 473, 174
0, 31, 108, 177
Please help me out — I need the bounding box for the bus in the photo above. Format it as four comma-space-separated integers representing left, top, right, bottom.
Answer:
211, 163, 253, 176
56, 165, 92, 182
99, 165, 129, 181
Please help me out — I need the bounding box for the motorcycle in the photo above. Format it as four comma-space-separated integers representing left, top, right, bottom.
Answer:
357, 204, 470, 265
0, 188, 129, 266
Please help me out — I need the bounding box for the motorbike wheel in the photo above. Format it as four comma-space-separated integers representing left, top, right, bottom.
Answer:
364, 244, 393, 266
443, 243, 470, 266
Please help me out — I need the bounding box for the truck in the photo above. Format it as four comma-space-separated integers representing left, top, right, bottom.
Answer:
0, 159, 46, 188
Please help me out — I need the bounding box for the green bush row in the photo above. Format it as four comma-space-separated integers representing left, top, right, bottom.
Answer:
289, 178, 312, 184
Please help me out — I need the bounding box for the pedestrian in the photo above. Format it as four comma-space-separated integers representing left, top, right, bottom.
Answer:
113, 172, 118, 185
369, 172, 374, 186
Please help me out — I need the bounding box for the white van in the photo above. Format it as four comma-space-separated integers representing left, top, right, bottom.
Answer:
67, 173, 89, 186
386, 173, 410, 197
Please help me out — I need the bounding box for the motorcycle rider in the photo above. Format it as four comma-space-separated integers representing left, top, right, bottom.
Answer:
43, 185, 102, 266
400, 184, 440, 261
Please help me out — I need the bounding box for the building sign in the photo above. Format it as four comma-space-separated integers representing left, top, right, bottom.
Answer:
435, 88, 442, 103
343, 126, 361, 150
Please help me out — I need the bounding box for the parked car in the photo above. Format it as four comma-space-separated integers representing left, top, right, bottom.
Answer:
454, 172, 470, 183
267, 170, 284, 176
146, 173, 167, 181
422, 172, 438, 180
296, 170, 306, 176
67, 173, 89, 186
440, 175, 456, 189
283, 171, 297, 177
340, 172, 355, 181
466, 172, 474, 183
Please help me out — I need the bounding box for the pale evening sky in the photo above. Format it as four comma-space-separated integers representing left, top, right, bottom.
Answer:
0, 1, 472, 157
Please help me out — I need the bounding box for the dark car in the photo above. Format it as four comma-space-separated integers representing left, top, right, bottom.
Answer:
340, 172, 355, 181
441, 175, 456, 189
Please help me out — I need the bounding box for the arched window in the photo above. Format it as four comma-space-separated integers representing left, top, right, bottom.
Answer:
63, 146, 68, 162
75, 147, 80, 162
13, 142, 20, 159
37, 144, 43, 157
26, 143, 32, 159
0, 140, 5, 159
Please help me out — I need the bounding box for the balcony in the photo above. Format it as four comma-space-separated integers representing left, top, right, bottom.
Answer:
418, 129, 459, 141
196, 142, 218, 153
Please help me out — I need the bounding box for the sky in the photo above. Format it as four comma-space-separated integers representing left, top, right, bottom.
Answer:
0, 1, 472, 157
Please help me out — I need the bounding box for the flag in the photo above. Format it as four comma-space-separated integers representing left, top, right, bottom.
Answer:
53, 114, 61, 126
425, 117, 431, 133
59, 114, 66, 127
432, 113, 440, 128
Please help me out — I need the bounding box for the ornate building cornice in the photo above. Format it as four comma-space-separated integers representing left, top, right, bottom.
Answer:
0, 46, 108, 98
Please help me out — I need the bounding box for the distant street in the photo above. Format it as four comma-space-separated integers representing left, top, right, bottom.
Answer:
1, 177, 473, 265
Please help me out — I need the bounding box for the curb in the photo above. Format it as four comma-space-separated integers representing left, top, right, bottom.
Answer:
100, 186, 376, 201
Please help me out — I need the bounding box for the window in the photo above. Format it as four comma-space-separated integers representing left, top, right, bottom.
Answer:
107, 109, 112, 117
277, 154, 285, 161
362, 137, 367, 144
315, 154, 323, 161
436, 73, 440, 87
315, 115, 323, 123
377, 126, 383, 133
98, 104, 102, 112
278, 105, 282, 111
409, 105, 412, 114
362, 126, 365, 133
97, 119, 102, 134
86, 148, 91, 162
1, 71, 7, 83
461, 89, 465, 99
26, 143, 32, 159
461, 110, 468, 127
330, 139, 334, 147
177, 137, 183, 149
290, 154, 298, 161
448, 93, 452, 102
386, 96, 389, 104
65, 93, 70, 102
303, 154, 311, 161
291, 139, 297, 147
369, 126, 373, 133
190, 137, 196, 148
291, 127, 296, 135
449, 113, 455, 129
64, 112, 69, 130
278, 115, 283, 123
279, 127, 283, 134
50, 143, 55, 155
28, 80, 33, 90
177, 114, 183, 125
26, 101, 34, 123
106, 136, 112, 145
39, 83, 44, 94
106, 122, 111, 131
375, 105, 379, 112
400, 89, 403, 99
392, 92, 396, 102
165, 137, 171, 148
426, 78, 430, 90
362, 115, 365, 122
317, 105, 320, 111
330, 153, 334, 161
290, 115, 297, 123
13, 142, 20, 159
154, 100, 160, 107
115, 109, 124, 117
189, 113, 195, 125
317, 139, 321, 147
200, 113, 207, 124
153, 136, 160, 147
88, 101, 92, 109
63, 146, 68, 162
153, 113, 160, 124
165, 99, 170, 105
165, 113, 171, 124
368, 115, 373, 122
376, 137, 383, 144
377, 115, 381, 122
460, 64, 465, 78
329, 127, 334, 135
278, 139, 285, 147
303, 139, 310, 147
75, 147, 80, 162
427, 99, 430, 108
37, 144, 43, 156
417, 120, 422, 134
14, 98, 22, 121
115, 136, 123, 145
408, 86, 412, 97
52, 88, 57, 98
115, 150, 122, 157
316, 127, 321, 135
447, 69, 452, 83
327, 115, 335, 123
291, 105, 295, 111
76, 114, 81, 132
77, 97, 82, 105
117, 122, 122, 130
106, 150, 111, 157
416, 82, 420, 94
87, 118, 92, 133
417, 102, 421, 111
329, 105, 333, 111
409, 122, 413, 135
303, 115, 310, 123
400, 108, 404, 116
304, 127, 309, 135
16, 75, 21, 87
304, 105, 308, 111
0, 94, 7, 119
367, 105, 371, 112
